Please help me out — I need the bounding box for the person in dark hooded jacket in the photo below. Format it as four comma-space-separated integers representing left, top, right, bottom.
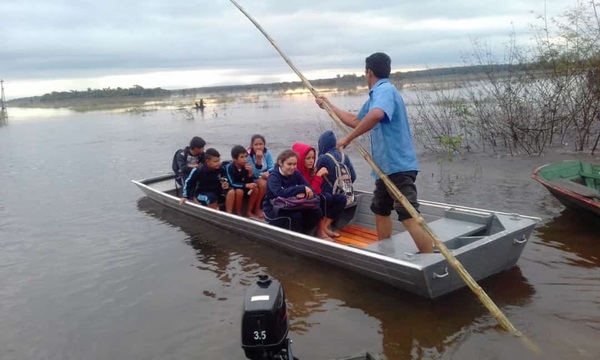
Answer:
173, 136, 206, 186
316, 130, 357, 194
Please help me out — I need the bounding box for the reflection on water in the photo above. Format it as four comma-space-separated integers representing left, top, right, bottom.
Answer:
136, 197, 537, 359
536, 210, 600, 269
4, 106, 75, 121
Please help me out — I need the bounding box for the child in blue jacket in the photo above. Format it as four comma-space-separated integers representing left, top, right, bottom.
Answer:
247, 134, 274, 219
180, 148, 232, 210
225, 145, 259, 217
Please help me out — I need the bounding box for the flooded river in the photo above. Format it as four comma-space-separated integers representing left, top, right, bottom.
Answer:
0, 92, 599, 359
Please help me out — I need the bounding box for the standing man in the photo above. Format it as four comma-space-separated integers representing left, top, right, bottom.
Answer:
316, 52, 433, 253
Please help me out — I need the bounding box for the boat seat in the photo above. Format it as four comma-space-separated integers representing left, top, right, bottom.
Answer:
580, 171, 600, 181
362, 217, 487, 258
552, 179, 600, 199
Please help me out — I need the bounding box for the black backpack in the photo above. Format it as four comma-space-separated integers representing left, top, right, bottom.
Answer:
172, 148, 184, 175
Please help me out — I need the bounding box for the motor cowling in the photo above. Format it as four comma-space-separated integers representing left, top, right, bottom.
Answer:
241, 275, 289, 360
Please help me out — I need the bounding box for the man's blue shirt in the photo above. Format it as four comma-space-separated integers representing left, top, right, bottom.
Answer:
357, 79, 419, 177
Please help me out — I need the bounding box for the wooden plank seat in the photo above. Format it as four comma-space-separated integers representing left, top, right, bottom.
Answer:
552, 178, 600, 199
580, 171, 600, 181
580, 162, 600, 187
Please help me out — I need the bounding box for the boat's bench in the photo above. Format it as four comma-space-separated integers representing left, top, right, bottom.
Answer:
362, 217, 487, 257
552, 179, 600, 199
580, 171, 600, 181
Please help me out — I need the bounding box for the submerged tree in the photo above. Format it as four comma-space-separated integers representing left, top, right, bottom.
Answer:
412, 0, 600, 155
533, 0, 600, 152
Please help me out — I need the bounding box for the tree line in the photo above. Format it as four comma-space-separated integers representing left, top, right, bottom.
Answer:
39, 85, 170, 102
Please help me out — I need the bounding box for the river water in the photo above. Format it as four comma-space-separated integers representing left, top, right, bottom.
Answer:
1, 92, 599, 360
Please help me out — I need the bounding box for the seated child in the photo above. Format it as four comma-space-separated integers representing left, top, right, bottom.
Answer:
172, 136, 206, 187
224, 145, 259, 217
317, 130, 357, 190
263, 149, 327, 238
180, 148, 233, 210
316, 130, 357, 236
292, 142, 346, 240
246, 134, 274, 219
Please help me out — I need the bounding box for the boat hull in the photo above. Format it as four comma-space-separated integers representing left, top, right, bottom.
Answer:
133, 174, 539, 299
545, 186, 600, 217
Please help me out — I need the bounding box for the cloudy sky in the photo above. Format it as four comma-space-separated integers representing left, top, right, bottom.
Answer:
1, 0, 570, 99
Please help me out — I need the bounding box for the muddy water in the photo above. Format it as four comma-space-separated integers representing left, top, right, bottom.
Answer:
0, 92, 599, 360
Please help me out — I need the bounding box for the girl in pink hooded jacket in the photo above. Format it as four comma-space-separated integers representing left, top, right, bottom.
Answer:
292, 142, 347, 239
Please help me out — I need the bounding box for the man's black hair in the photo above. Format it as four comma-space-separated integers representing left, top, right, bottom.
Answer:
231, 145, 247, 159
365, 52, 391, 79
204, 148, 220, 161
190, 136, 206, 149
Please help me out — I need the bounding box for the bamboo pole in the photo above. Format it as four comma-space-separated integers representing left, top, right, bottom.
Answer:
228, 0, 539, 353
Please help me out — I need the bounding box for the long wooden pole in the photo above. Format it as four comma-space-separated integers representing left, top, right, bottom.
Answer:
229, 0, 539, 353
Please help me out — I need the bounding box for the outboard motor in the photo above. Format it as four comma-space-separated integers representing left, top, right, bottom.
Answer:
241, 275, 295, 360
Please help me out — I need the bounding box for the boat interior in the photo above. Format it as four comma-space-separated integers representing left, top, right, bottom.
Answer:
161, 177, 506, 257
334, 194, 502, 256
538, 160, 600, 199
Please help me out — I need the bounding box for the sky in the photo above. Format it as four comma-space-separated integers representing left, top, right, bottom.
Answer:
0, 0, 572, 99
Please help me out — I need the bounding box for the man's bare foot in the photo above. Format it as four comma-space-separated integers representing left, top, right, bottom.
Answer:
255, 210, 265, 219
325, 228, 340, 238
246, 212, 260, 219
317, 233, 334, 241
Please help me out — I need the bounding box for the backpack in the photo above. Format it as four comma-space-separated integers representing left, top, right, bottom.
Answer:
325, 153, 355, 205
271, 196, 321, 210
172, 148, 184, 175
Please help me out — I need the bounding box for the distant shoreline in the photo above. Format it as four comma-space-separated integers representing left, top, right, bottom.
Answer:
5, 64, 519, 106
